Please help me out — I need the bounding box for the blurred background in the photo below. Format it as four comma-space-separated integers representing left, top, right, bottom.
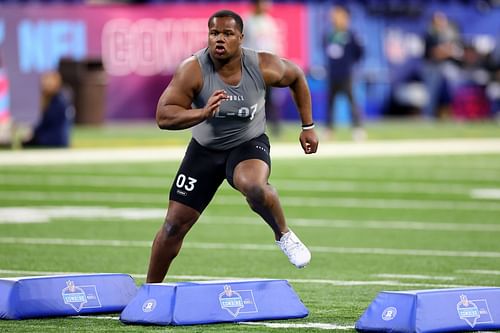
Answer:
0, 0, 499, 147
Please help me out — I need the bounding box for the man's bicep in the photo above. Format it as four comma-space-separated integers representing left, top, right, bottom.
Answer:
274, 59, 301, 87
159, 79, 194, 109
159, 58, 200, 109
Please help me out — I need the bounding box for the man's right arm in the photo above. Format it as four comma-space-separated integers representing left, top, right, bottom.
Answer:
156, 57, 227, 130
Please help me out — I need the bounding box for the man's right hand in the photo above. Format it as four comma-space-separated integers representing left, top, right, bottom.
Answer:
203, 90, 228, 119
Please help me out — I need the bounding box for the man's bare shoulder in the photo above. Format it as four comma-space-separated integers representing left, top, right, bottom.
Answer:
172, 55, 202, 91
257, 51, 286, 85
176, 55, 201, 75
257, 51, 281, 67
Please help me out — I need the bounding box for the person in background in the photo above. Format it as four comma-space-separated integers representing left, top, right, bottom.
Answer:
486, 33, 500, 119
451, 43, 491, 120
0, 54, 12, 147
244, 0, 283, 136
323, 4, 365, 141
23, 71, 74, 148
422, 11, 462, 119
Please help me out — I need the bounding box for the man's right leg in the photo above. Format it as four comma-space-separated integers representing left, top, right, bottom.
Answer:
324, 82, 339, 140
146, 139, 225, 283
146, 201, 200, 283
343, 80, 366, 141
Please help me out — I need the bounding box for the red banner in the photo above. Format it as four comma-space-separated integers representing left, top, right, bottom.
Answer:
0, 3, 308, 121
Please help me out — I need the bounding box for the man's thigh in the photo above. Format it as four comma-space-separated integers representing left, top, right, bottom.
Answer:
225, 134, 271, 188
169, 139, 226, 213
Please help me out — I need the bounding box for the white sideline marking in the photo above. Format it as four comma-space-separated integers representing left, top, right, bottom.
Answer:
1, 139, 500, 165
0, 206, 165, 224
291, 168, 500, 183
457, 269, 500, 276
283, 278, 465, 288
217, 196, 500, 211
2, 191, 500, 211
471, 189, 500, 200
239, 322, 353, 330
71, 315, 119, 320
0, 269, 469, 288
3, 164, 500, 181
282, 218, 500, 232
1, 206, 499, 233
69, 315, 353, 330
0, 174, 479, 195
273, 180, 471, 195
373, 273, 456, 281
1, 237, 499, 259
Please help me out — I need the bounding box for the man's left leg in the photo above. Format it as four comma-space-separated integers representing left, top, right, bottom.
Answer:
232, 159, 311, 268
232, 159, 286, 240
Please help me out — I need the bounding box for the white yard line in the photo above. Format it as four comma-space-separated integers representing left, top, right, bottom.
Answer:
68, 317, 499, 332
456, 269, 500, 276
471, 189, 500, 200
1, 237, 499, 259
0, 206, 165, 224
216, 196, 500, 211
68, 315, 353, 331
1, 139, 500, 166
1, 191, 500, 211
372, 273, 456, 281
0, 146, 186, 166
284, 218, 500, 232
71, 316, 119, 320
0, 269, 469, 289
289, 168, 500, 182
3, 164, 500, 182
0, 174, 480, 195
272, 180, 472, 195
1, 206, 499, 232
239, 322, 353, 330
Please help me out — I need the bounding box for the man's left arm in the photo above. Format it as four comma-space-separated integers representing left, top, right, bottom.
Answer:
259, 53, 319, 154
352, 32, 364, 62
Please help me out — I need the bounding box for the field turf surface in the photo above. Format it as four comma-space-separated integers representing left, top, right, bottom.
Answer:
0, 121, 499, 332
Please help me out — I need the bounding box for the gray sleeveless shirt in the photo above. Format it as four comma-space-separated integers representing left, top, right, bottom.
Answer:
191, 47, 266, 150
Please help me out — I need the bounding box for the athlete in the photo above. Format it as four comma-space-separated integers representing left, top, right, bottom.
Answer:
146, 10, 318, 283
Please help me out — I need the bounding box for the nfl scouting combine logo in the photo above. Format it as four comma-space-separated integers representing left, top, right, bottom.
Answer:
61, 280, 102, 312
218, 285, 258, 317
456, 294, 493, 328
381, 307, 397, 321
142, 298, 157, 313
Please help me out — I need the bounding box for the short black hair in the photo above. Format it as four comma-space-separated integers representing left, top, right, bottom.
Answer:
208, 10, 244, 33
333, 4, 350, 16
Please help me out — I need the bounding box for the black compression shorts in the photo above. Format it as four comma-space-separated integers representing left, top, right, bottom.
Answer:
169, 134, 271, 213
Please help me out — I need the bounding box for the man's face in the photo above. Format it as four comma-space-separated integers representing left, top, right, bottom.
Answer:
208, 16, 243, 60
331, 7, 349, 31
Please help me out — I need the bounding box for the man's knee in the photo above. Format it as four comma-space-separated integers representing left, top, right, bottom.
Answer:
160, 208, 198, 239
161, 222, 185, 239
243, 183, 275, 207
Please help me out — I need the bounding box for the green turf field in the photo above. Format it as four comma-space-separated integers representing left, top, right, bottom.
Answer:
68, 119, 500, 147
0, 122, 500, 332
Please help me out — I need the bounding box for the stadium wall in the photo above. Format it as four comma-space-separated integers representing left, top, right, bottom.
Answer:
0, 2, 498, 125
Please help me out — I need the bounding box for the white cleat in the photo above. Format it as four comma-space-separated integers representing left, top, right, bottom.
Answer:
276, 230, 311, 268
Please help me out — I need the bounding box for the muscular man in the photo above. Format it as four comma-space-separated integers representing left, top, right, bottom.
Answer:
147, 10, 318, 283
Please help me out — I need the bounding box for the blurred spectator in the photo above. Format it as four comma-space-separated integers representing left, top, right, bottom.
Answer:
422, 11, 462, 119
323, 4, 365, 141
22, 71, 74, 148
244, 0, 283, 136
451, 43, 490, 120
486, 33, 500, 119
0, 53, 12, 147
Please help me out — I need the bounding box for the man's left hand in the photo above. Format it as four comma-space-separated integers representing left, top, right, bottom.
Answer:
299, 129, 319, 154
